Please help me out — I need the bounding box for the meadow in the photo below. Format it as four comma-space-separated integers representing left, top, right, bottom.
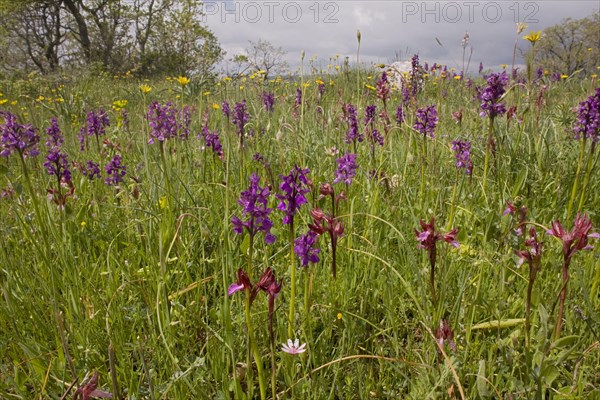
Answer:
0, 55, 599, 399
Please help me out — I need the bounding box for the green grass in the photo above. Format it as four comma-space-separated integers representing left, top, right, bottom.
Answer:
0, 66, 599, 399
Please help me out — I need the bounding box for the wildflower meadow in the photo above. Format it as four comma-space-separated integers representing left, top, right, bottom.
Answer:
1, 49, 599, 399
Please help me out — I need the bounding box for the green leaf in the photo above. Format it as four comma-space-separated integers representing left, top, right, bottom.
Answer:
476, 359, 490, 398
471, 318, 525, 330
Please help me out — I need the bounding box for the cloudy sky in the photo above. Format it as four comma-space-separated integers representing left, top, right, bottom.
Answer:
202, 1, 598, 73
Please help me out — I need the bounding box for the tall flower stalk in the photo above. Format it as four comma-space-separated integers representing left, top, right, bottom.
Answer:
415, 217, 459, 307
567, 88, 599, 218
515, 227, 543, 346
230, 174, 276, 400
413, 105, 438, 207
276, 165, 310, 337
546, 213, 599, 340
477, 72, 508, 192
447, 140, 472, 230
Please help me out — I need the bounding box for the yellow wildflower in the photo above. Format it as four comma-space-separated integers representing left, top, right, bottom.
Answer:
0, 99, 7, 105
454, 75, 461, 80
177, 76, 190, 86
139, 84, 152, 94
560, 74, 568, 79
212, 103, 220, 110
523, 30, 542, 44
203, 91, 211, 96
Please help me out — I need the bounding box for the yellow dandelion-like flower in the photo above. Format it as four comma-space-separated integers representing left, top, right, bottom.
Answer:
177, 76, 190, 86
203, 91, 211, 96
212, 103, 220, 110
112, 99, 128, 111
560, 74, 568, 79
80, 221, 87, 228
11, 100, 17, 106
501, 64, 507, 69
55, 97, 64, 103
423, 73, 429, 78
337, 312, 343, 320
364, 84, 376, 91
0, 99, 7, 105
315, 79, 324, 85
303, 82, 310, 88
454, 75, 461, 80
36, 95, 45, 102
239, 85, 245, 90
176, 95, 181, 99
367, 75, 372, 80
334, 65, 340, 71
139, 84, 152, 94
224, 76, 232, 82
523, 30, 542, 44
329, 80, 335, 86
543, 70, 549, 76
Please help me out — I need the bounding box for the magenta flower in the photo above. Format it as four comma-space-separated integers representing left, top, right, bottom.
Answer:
262, 91, 275, 112
281, 338, 306, 355
78, 108, 110, 151
44, 149, 71, 183
477, 72, 508, 118
333, 153, 358, 185
294, 230, 320, 267
434, 319, 456, 353
546, 213, 600, 261
228, 268, 252, 296
200, 125, 224, 160
277, 165, 311, 225
231, 173, 276, 244
573, 87, 600, 142
45, 117, 64, 148
104, 155, 126, 186
546, 213, 599, 339
71, 371, 113, 400
344, 103, 363, 145
0, 111, 40, 158
515, 227, 543, 268
451, 140, 473, 175
414, 105, 438, 138
221, 101, 231, 120
146, 101, 191, 144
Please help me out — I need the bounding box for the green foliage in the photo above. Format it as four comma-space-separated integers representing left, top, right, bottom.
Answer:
528, 11, 600, 76
0, 60, 598, 399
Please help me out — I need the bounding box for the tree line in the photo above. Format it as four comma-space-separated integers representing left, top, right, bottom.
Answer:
0, 0, 223, 78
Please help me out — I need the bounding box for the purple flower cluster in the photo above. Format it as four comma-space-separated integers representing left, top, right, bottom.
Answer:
104, 155, 126, 186
294, 230, 320, 267
414, 105, 438, 138
333, 153, 358, 185
451, 140, 473, 175
276, 165, 311, 225
78, 108, 110, 151
344, 104, 363, 144
200, 125, 224, 160
262, 92, 275, 112
477, 72, 508, 118
44, 149, 71, 183
80, 160, 101, 180
365, 105, 377, 127
45, 117, 64, 148
295, 88, 302, 107
232, 100, 249, 138
395, 104, 405, 125
318, 82, 325, 97
222, 101, 231, 119
376, 72, 390, 102
573, 88, 600, 142
146, 101, 191, 144
231, 173, 276, 244
0, 111, 40, 158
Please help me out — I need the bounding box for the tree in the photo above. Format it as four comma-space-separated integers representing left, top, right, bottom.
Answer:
245, 39, 289, 80
0, 0, 223, 78
527, 11, 599, 76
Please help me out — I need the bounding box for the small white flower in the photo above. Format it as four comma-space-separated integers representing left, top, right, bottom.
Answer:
281, 339, 306, 355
